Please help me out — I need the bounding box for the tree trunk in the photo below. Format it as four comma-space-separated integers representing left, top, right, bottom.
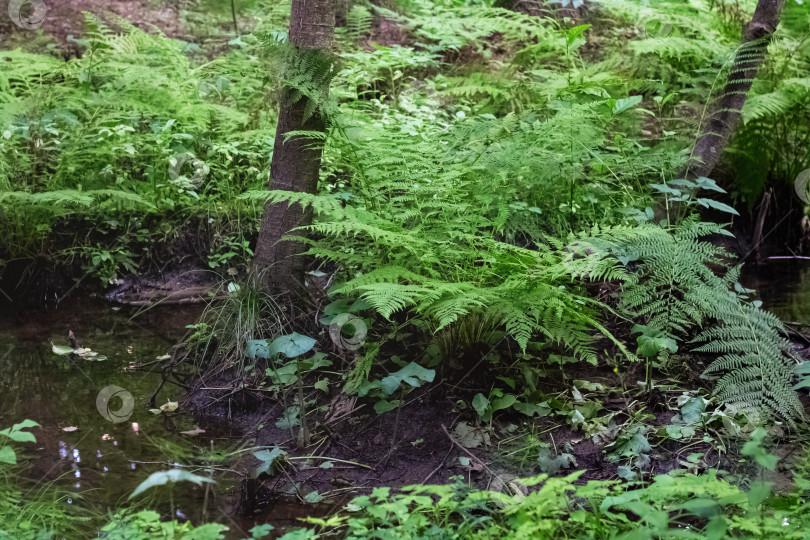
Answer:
683, 0, 785, 180
252, 0, 336, 294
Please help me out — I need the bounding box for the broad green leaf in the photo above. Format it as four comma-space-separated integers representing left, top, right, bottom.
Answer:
513, 401, 551, 417
250, 524, 274, 539
0, 420, 40, 443
694, 176, 726, 193
129, 469, 214, 499
636, 330, 678, 358
650, 183, 681, 196
741, 427, 778, 470
537, 447, 577, 474
253, 447, 287, 478
247, 339, 271, 359
611, 95, 642, 115
374, 399, 400, 414
698, 198, 739, 215
268, 333, 317, 358
612, 430, 651, 457
265, 362, 299, 385
566, 24, 591, 47
380, 362, 435, 396
472, 393, 489, 418
680, 397, 705, 425
0, 446, 16, 465
275, 406, 301, 429
491, 394, 517, 413
249, 334, 317, 359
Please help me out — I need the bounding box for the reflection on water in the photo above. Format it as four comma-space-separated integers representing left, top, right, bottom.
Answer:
741, 261, 810, 324
0, 298, 243, 533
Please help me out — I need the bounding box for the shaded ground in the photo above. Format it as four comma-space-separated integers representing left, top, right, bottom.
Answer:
187, 357, 713, 508
0, 0, 181, 48
106, 263, 217, 307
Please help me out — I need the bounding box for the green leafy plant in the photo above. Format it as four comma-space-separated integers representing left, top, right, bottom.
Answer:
356, 362, 435, 413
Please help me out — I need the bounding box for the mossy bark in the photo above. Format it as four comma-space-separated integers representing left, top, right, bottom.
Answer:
252, 0, 336, 295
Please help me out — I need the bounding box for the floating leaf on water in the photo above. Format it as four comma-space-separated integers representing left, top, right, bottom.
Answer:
160, 401, 179, 413
52, 343, 107, 361
51, 344, 74, 355
76, 349, 106, 361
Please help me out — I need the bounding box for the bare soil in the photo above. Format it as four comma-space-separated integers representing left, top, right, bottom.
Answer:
0, 0, 181, 49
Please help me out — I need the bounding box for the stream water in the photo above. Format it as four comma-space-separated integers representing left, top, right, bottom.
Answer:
741, 261, 810, 324
0, 261, 807, 537
0, 298, 247, 536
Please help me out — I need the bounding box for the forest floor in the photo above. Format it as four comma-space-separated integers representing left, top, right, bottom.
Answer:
3, 0, 810, 536
0, 0, 181, 52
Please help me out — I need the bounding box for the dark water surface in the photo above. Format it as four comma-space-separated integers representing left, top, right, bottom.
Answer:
0, 298, 246, 535
741, 260, 810, 324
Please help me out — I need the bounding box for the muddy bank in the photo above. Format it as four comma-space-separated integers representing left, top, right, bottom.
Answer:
186, 355, 715, 504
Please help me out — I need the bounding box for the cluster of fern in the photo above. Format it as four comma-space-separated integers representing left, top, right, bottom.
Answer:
587, 217, 804, 423
0, 14, 276, 275
236, 0, 808, 423
1, 0, 805, 422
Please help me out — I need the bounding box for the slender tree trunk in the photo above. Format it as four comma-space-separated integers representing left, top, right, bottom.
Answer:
683, 0, 785, 179
252, 0, 336, 294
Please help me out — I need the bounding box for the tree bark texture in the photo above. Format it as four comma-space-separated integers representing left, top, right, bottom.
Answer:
252, 0, 336, 294
684, 0, 785, 180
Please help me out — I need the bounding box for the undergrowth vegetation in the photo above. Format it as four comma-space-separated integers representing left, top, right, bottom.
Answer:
2, 0, 810, 537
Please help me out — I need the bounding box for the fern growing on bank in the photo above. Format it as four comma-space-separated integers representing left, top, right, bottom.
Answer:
694, 275, 804, 424
593, 217, 804, 422
618, 219, 731, 337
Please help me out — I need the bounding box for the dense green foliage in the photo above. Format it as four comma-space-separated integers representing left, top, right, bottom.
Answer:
2, 0, 810, 537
